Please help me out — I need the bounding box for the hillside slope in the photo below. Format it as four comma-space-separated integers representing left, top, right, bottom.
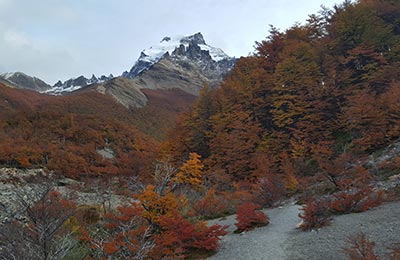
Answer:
0, 83, 158, 178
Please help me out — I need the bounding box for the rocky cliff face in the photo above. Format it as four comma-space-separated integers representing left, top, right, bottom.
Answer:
125, 53, 234, 95
0, 72, 51, 92
123, 32, 236, 88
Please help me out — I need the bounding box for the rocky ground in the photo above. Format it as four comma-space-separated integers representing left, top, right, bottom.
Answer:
209, 200, 400, 260
0, 168, 133, 224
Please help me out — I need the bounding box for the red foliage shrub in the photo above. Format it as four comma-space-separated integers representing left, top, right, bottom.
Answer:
191, 188, 228, 219
343, 233, 377, 260
329, 187, 383, 214
298, 198, 331, 231
154, 214, 228, 259
299, 187, 383, 231
235, 202, 269, 232
254, 176, 286, 207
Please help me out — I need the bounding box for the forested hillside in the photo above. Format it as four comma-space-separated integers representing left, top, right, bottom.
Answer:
0, 85, 158, 178
165, 0, 400, 192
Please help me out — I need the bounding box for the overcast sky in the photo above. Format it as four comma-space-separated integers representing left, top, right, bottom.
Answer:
0, 0, 341, 84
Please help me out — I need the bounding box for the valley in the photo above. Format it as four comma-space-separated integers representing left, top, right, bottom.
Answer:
1, 0, 400, 259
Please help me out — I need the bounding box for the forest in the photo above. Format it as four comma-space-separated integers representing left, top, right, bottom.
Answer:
1, 0, 400, 259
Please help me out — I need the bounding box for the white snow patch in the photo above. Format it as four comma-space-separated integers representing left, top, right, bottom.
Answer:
43, 84, 83, 95
139, 35, 189, 64
138, 34, 230, 64
0, 72, 16, 80
198, 44, 230, 62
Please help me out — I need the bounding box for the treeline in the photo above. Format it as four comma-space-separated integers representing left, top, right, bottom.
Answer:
164, 0, 400, 191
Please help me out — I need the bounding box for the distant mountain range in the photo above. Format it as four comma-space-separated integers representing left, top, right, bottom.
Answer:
0, 32, 236, 108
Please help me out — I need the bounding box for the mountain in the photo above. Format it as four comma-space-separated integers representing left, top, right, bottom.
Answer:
46, 33, 235, 103
0, 72, 51, 92
121, 32, 235, 95
45, 74, 114, 95
81, 32, 236, 109
123, 32, 235, 81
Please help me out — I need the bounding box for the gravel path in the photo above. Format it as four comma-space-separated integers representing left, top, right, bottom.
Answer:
209, 201, 301, 260
209, 201, 400, 260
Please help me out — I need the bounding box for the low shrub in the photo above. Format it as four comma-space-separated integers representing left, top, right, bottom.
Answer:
329, 187, 383, 214
191, 188, 228, 219
298, 198, 331, 231
299, 187, 384, 231
254, 176, 286, 207
235, 202, 269, 233
343, 233, 377, 260
154, 214, 228, 259
343, 233, 400, 260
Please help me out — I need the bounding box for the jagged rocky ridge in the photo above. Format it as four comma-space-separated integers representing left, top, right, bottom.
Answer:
45, 74, 114, 95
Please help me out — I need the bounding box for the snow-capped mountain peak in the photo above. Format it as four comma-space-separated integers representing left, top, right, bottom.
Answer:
124, 32, 232, 79
145, 32, 229, 62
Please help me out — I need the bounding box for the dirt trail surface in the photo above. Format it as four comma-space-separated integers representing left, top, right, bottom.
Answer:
208, 201, 400, 260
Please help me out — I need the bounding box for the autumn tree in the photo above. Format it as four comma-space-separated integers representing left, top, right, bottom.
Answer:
137, 184, 186, 226
207, 108, 262, 181
176, 152, 204, 189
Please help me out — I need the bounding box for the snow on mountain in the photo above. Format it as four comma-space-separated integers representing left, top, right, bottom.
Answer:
44, 32, 235, 95
137, 33, 229, 63
197, 44, 229, 62
124, 32, 233, 79
44, 74, 113, 95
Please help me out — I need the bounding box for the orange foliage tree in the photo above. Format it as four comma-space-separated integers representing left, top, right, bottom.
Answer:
176, 152, 204, 189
